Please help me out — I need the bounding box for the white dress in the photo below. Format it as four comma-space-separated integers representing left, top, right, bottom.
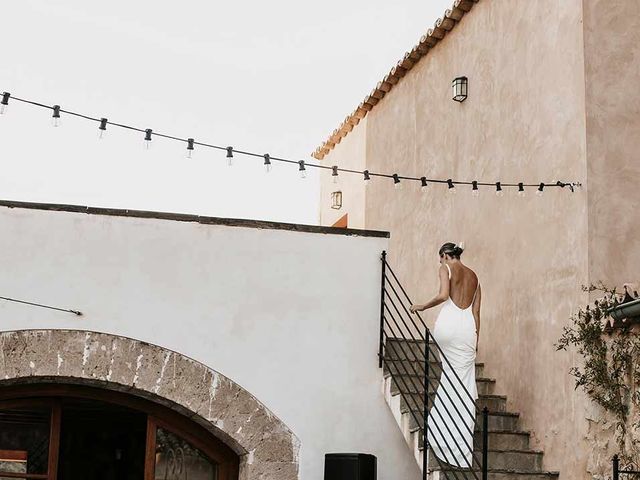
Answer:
427, 264, 479, 468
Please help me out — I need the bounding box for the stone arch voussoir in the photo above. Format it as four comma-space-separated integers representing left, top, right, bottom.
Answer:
0, 329, 300, 480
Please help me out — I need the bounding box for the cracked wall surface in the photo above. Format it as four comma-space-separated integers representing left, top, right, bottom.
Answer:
0, 329, 300, 480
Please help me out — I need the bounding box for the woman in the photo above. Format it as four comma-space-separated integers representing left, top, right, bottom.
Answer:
409, 242, 480, 468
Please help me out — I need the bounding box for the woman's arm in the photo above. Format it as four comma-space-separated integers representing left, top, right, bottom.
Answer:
410, 265, 450, 313
472, 283, 481, 350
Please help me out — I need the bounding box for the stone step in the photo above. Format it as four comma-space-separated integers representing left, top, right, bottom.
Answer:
475, 412, 520, 432
384, 359, 485, 379
404, 410, 520, 434
473, 430, 531, 451
389, 374, 496, 396
428, 468, 559, 480
427, 449, 544, 471
414, 428, 532, 452
400, 393, 507, 415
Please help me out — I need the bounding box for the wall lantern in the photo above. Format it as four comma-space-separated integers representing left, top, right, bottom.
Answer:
331, 191, 343, 210
452, 76, 468, 102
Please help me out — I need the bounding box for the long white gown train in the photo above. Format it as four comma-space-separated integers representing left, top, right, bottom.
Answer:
427, 265, 478, 468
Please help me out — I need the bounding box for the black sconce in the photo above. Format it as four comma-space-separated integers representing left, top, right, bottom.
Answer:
452, 76, 468, 102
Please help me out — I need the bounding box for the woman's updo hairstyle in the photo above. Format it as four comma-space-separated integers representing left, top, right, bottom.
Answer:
439, 242, 464, 259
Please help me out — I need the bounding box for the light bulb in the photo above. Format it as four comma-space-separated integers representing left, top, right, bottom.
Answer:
144, 129, 153, 149
392, 174, 401, 190
472, 181, 479, 197
98, 118, 108, 139
332, 166, 339, 184
0, 92, 9, 115
364, 170, 371, 187
495, 182, 504, 197
52, 105, 61, 127
298, 161, 307, 179
537, 183, 545, 197
421, 177, 428, 193
186, 138, 195, 158
263, 154, 272, 173
226, 146, 234, 166
518, 183, 525, 197
447, 179, 456, 195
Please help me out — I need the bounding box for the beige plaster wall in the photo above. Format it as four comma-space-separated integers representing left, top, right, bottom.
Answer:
583, 0, 640, 288
582, 0, 640, 476
319, 118, 367, 228
322, 0, 593, 476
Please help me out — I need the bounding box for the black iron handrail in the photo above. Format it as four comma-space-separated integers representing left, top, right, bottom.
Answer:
614, 455, 640, 480
379, 251, 489, 480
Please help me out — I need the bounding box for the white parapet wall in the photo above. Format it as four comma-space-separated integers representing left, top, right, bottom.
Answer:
0, 201, 421, 480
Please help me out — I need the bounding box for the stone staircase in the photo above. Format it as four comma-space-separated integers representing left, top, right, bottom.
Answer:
382, 339, 559, 480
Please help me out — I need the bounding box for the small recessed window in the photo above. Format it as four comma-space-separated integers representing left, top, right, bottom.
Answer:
331, 191, 343, 210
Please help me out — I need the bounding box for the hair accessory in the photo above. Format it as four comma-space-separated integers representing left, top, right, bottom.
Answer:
458, 241, 465, 250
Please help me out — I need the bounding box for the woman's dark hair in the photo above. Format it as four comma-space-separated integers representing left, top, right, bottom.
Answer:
439, 242, 464, 259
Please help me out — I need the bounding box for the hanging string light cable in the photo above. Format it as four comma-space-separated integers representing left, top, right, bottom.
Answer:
0, 91, 582, 194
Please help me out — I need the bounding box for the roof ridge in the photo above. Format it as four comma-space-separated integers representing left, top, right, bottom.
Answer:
312, 0, 480, 160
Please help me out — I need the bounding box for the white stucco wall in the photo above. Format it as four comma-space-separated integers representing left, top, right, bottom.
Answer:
0, 204, 419, 480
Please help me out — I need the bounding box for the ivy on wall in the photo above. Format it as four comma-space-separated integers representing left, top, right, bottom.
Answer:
556, 284, 640, 460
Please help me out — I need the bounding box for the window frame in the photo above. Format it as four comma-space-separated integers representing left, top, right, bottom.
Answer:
0, 384, 239, 480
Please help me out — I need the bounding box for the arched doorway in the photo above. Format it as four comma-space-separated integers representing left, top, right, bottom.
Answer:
0, 384, 239, 480
0, 330, 300, 480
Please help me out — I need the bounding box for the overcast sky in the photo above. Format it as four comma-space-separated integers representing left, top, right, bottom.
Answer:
1, 0, 451, 224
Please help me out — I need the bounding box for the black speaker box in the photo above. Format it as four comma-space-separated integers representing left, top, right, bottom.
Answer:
324, 453, 377, 480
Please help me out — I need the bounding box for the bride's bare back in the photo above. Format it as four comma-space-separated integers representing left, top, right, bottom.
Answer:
447, 263, 479, 310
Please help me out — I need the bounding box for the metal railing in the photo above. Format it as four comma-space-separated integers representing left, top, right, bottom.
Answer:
614, 455, 640, 480
379, 251, 489, 480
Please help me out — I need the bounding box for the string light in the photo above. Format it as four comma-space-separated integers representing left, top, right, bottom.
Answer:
186, 138, 195, 158
495, 182, 504, 197
1, 92, 10, 115
421, 177, 428, 192
537, 183, 545, 197
52, 105, 61, 127
226, 146, 234, 166
447, 179, 456, 195
472, 181, 479, 197
98, 118, 108, 139
332, 165, 339, 184
0, 91, 581, 196
144, 129, 153, 149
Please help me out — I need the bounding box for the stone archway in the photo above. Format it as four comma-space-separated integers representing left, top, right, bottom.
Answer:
0, 329, 300, 480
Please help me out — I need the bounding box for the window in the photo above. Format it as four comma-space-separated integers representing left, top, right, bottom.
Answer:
0, 385, 238, 480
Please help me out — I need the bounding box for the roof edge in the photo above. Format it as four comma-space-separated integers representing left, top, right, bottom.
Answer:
312, 0, 480, 160
0, 199, 390, 239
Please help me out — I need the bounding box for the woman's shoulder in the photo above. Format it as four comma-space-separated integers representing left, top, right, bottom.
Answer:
462, 264, 479, 283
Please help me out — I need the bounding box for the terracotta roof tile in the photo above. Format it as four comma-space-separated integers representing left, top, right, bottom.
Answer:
312, 0, 480, 160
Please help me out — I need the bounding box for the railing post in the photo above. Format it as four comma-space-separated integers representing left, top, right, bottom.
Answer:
482, 407, 489, 480
422, 330, 430, 480
613, 454, 619, 480
378, 251, 387, 368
